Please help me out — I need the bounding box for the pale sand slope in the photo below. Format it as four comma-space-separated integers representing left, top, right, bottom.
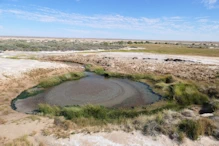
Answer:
39, 131, 218, 146
0, 58, 83, 145
0, 58, 83, 80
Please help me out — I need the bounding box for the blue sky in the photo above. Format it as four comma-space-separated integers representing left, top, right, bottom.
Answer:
0, 0, 219, 41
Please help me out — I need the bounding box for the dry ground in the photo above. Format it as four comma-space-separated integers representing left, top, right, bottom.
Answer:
42, 52, 219, 84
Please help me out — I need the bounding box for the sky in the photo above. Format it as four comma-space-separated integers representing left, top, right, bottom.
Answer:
0, 0, 219, 41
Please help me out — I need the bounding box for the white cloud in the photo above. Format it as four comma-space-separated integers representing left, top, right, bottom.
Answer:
202, 0, 218, 9
1, 7, 190, 32
0, 25, 3, 29
1, 6, 219, 41
198, 18, 209, 23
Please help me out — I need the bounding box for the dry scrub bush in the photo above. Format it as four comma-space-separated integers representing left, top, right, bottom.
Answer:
0, 118, 6, 124
178, 118, 215, 140
5, 135, 32, 146
54, 117, 76, 131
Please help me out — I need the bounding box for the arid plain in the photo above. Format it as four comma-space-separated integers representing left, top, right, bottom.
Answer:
0, 37, 219, 146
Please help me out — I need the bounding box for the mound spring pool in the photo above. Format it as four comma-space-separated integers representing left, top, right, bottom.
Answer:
13, 72, 161, 113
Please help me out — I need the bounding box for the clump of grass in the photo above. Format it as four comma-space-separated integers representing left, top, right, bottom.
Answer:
54, 117, 75, 131
85, 64, 93, 71
170, 83, 209, 106
0, 118, 6, 124
38, 102, 183, 127
198, 118, 215, 136
39, 142, 46, 146
85, 64, 105, 75
178, 119, 199, 140
39, 104, 141, 123
38, 104, 61, 116
39, 72, 84, 88
41, 129, 52, 136
5, 135, 32, 146
155, 112, 164, 125
94, 67, 105, 75
177, 131, 185, 142
104, 71, 173, 83
153, 80, 210, 107
178, 118, 215, 140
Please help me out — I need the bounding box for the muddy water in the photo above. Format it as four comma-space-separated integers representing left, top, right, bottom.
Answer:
15, 72, 161, 113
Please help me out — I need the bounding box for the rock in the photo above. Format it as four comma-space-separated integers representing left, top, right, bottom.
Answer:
199, 103, 215, 114
181, 109, 195, 117
200, 113, 214, 117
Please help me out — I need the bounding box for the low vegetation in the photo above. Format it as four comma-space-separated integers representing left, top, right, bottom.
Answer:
0, 39, 125, 51
5, 135, 32, 146
39, 72, 84, 88
38, 103, 218, 141
39, 104, 146, 124
168, 83, 209, 105
109, 44, 219, 57
178, 118, 215, 140
0, 118, 6, 124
